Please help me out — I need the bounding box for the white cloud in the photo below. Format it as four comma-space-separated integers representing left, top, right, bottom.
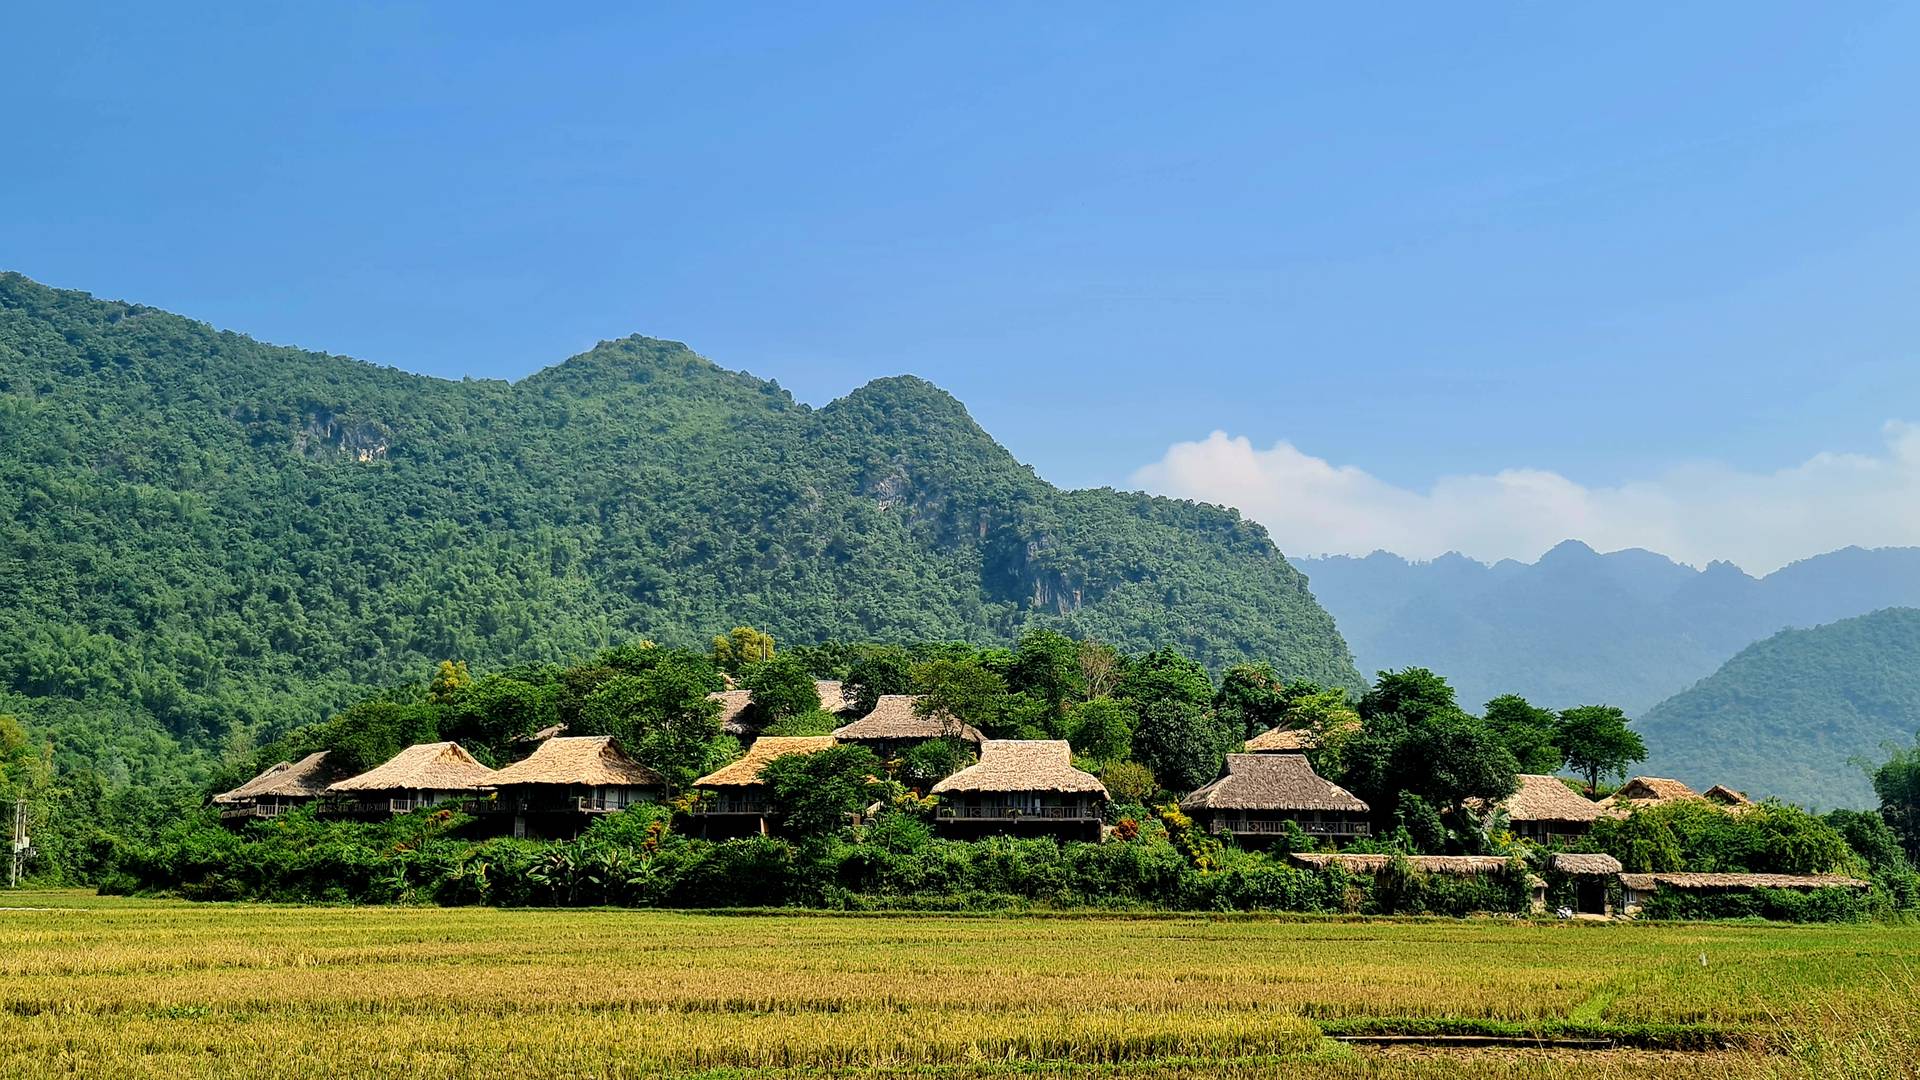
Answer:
1129, 422, 1920, 574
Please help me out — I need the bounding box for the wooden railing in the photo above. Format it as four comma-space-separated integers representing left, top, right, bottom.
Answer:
692, 800, 767, 816
219, 803, 289, 821
1207, 818, 1370, 837
937, 805, 1098, 821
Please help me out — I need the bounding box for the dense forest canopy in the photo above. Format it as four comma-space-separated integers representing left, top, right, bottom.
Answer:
0, 272, 1358, 790
1637, 608, 1920, 808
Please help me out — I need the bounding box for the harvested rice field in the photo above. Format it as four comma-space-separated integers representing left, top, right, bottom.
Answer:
0, 892, 1915, 1079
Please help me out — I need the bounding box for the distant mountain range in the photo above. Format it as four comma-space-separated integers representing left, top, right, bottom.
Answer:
1293, 541, 1920, 715
1638, 608, 1920, 808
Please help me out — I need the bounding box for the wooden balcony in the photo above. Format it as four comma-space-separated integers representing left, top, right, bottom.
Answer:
1207, 817, 1370, 838
219, 803, 289, 821
937, 805, 1100, 822
691, 800, 768, 817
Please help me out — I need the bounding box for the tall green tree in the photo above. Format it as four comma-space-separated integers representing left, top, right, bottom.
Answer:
844, 645, 914, 716
760, 744, 885, 838
575, 652, 724, 789
1008, 629, 1085, 723
1557, 705, 1647, 793
1482, 694, 1564, 775
910, 658, 1006, 736
710, 626, 775, 674
1872, 736, 1920, 861
739, 656, 821, 725
1130, 699, 1237, 791
1341, 669, 1518, 840
1065, 698, 1134, 764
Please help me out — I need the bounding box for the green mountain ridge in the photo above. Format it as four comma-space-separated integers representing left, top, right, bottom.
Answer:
0, 272, 1359, 778
1637, 607, 1920, 809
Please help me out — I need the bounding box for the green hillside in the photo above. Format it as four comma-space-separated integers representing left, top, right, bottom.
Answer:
1637, 608, 1920, 808
0, 272, 1358, 777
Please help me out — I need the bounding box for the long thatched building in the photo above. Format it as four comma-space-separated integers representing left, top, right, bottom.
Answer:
1179, 753, 1370, 844
930, 740, 1107, 841
324, 742, 498, 817
212, 751, 347, 824
487, 736, 666, 838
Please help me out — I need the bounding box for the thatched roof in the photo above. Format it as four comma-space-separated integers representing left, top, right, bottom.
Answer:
1703, 784, 1753, 806
1243, 727, 1317, 752
708, 689, 755, 735
212, 752, 344, 804
832, 695, 983, 743
815, 680, 850, 714
1290, 852, 1519, 876
326, 742, 497, 793
1620, 872, 1870, 892
1549, 853, 1623, 875
693, 736, 837, 788
1614, 776, 1700, 802
1180, 754, 1368, 813
1494, 774, 1605, 823
489, 736, 665, 788
930, 740, 1107, 796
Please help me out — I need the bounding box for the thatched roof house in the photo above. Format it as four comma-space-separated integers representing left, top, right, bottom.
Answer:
1483, 774, 1605, 841
1613, 776, 1699, 803
931, 740, 1106, 796
708, 689, 756, 736
1180, 754, 1370, 843
691, 736, 838, 836
929, 741, 1106, 838
327, 742, 496, 794
832, 694, 982, 747
1244, 726, 1317, 752
214, 751, 342, 805
815, 680, 851, 715
1703, 784, 1753, 806
1549, 852, 1624, 875
490, 736, 665, 789
324, 742, 497, 815
694, 736, 838, 789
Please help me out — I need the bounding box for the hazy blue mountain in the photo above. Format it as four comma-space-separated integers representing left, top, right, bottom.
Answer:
1637, 608, 1920, 808
1294, 541, 1920, 714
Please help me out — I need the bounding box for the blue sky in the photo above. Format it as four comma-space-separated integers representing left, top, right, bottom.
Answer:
6, 4, 1918, 568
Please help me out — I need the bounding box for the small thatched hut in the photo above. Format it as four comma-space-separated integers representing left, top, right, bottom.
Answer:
1547, 852, 1624, 914
488, 736, 666, 838
1599, 776, 1703, 818
814, 680, 852, 716
1617, 871, 1871, 915
323, 742, 498, 817
1179, 754, 1370, 844
1703, 784, 1754, 807
831, 694, 983, 756
930, 740, 1107, 840
691, 736, 838, 836
708, 689, 756, 736
1490, 774, 1604, 843
212, 752, 347, 824
1243, 726, 1317, 753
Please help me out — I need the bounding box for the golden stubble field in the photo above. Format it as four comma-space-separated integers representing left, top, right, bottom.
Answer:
0, 892, 1913, 1079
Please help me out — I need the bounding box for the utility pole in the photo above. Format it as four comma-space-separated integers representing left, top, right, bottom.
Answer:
6, 800, 27, 888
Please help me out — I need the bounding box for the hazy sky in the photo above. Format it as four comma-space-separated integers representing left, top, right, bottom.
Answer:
6, 4, 1918, 570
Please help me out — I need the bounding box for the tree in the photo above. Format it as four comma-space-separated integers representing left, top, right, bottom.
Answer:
1557, 705, 1647, 793
760, 744, 885, 837
897, 738, 973, 789
428, 660, 472, 704
436, 674, 558, 760
710, 626, 774, 673
910, 658, 1006, 735
1098, 760, 1158, 804
739, 656, 820, 724
1130, 699, 1237, 791
0, 715, 49, 798
1008, 629, 1085, 723
1482, 694, 1564, 775
844, 645, 914, 716
1065, 698, 1134, 763
1214, 663, 1288, 740
1118, 648, 1215, 713
1340, 669, 1517, 841
1077, 639, 1122, 700
575, 652, 724, 789
1872, 736, 1920, 862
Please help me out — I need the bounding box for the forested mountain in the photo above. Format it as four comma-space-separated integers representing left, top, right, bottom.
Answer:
0, 272, 1358, 780
1294, 541, 1920, 714
1636, 608, 1920, 809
